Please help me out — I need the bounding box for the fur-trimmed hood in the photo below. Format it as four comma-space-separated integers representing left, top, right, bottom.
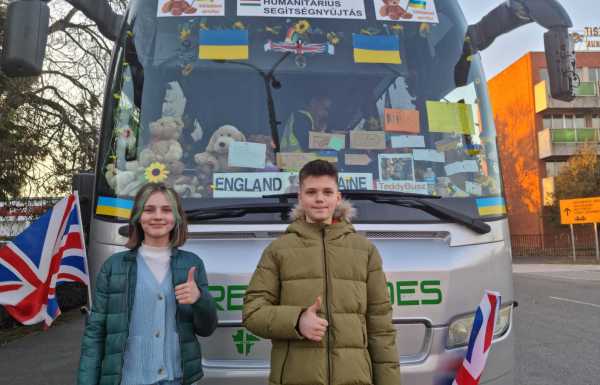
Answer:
289, 199, 356, 223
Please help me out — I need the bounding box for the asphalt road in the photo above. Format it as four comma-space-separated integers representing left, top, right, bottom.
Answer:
1, 264, 599, 385
512, 264, 600, 385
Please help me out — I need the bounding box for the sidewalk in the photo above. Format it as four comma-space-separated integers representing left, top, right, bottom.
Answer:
0, 309, 85, 385
512, 255, 600, 265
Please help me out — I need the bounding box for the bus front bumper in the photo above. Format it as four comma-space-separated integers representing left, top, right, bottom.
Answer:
200, 324, 515, 385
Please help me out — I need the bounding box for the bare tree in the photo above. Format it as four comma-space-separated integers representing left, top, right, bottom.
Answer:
1, 0, 127, 199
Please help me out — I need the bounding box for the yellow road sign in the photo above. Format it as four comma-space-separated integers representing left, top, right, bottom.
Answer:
560, 197, 600, 225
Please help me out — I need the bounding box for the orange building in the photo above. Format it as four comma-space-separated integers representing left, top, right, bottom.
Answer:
488, 52, 600, 237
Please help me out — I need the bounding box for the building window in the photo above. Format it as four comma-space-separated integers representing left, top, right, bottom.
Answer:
539, 68, 549, 83
545, 161, 568, 177
574, 114, 585, 128
589, 68, 600, 82
546, 114, 597, 143
543, 115, 552, 129
592, 114, 600, 128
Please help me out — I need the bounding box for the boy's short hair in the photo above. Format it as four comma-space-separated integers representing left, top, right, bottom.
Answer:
299, 160, 338, 186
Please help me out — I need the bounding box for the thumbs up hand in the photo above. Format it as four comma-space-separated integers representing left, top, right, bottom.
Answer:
175, 266, 201, 304
299, 296, 329, 342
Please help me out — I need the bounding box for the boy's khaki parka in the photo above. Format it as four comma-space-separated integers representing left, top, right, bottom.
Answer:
243, 202, 400, 385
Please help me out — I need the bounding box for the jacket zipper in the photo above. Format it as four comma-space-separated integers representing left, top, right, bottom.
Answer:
280, 340, 290, 384
321, 229, 332, 385
118, 258, 134, 385
171, 254, 186, 384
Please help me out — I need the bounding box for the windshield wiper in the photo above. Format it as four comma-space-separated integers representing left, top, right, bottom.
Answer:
117, 202, 293, 237
265, 190, 440, 200
185, 202, 293, 221
264, 190, 490, 234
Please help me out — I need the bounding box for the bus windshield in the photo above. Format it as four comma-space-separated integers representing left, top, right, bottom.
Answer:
96, 0, 505, 223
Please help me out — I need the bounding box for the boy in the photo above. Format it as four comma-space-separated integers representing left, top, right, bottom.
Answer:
243, 160, 400, 385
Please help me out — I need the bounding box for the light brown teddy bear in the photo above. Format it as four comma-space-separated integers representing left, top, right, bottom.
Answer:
198, 125, 247, 172
193, 152, 219, 197
161, 0, 197, 16
139, 116, 184, 167
380, 0, 413, 20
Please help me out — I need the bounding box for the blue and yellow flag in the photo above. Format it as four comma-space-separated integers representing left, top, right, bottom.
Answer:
408, 0, 427, 9
352, 34, 401, 64
199, 30, 249, 60
476, 197, 506, 217
96, 196, 134, 219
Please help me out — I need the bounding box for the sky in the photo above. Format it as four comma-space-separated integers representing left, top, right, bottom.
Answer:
459, 0, 596, 80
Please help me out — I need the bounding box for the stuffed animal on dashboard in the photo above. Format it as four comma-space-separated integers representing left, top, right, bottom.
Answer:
195, 125, 247, 172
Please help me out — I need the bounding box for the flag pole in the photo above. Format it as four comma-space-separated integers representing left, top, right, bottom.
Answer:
74, 191, 93, 310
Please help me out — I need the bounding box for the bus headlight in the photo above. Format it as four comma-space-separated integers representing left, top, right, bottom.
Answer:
446, 304, 512, 349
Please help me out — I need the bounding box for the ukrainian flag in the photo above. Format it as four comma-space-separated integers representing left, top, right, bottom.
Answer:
352, 34, 401, 64
96, 196, 134, 219
199, 30, 249, 60
408, 0, 427, 9
476, 197, 507, 216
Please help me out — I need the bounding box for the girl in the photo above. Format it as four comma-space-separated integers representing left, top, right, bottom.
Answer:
78, 183, 217, 385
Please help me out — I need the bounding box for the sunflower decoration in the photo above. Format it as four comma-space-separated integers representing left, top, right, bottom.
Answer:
294, 20, 310, 35
419, 22, 431, 37
145, 162, 170, 183
326, 32, 340, 45
232, 21, 246, 30
180, 26, 192, 41
390, 24, 404, 33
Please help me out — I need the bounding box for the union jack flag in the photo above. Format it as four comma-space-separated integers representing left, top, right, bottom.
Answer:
453, 291, 501, 385
0, 193, 89, 327
264, 40, 334, 55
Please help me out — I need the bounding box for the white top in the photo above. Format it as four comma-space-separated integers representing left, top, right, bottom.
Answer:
139, 243, 171, 283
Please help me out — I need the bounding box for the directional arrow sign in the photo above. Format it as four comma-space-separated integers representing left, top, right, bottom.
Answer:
560, 197, 600, 225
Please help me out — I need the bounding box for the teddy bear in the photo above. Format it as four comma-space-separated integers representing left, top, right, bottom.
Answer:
150, 115, 184, 141
161, 0, 197, 16
139, 116, 184, 168
380, 0, 413, 20
197, 125, 247, 173
192, 152, 219, 197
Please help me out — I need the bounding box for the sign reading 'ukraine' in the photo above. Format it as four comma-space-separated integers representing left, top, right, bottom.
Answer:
199, 30, 249, 60
352, 34, 401, 64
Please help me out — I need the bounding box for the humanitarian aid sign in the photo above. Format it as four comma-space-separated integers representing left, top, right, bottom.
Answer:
237, 0, 366, 19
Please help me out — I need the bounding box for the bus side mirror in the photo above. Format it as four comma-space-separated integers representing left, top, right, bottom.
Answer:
544, 27, 577, 102
1, 0, 50, 77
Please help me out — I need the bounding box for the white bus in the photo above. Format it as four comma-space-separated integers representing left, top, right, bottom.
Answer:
3, 0, 576, 384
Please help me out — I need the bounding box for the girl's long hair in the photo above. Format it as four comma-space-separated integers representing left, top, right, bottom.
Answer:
125, 183, 188, 249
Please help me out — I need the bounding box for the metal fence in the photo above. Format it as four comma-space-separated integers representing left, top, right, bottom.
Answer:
511, 232, 599, 258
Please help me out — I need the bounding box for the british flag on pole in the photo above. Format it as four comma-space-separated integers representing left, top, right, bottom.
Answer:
0, 193, 89, 327
452, 291, 501, 385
